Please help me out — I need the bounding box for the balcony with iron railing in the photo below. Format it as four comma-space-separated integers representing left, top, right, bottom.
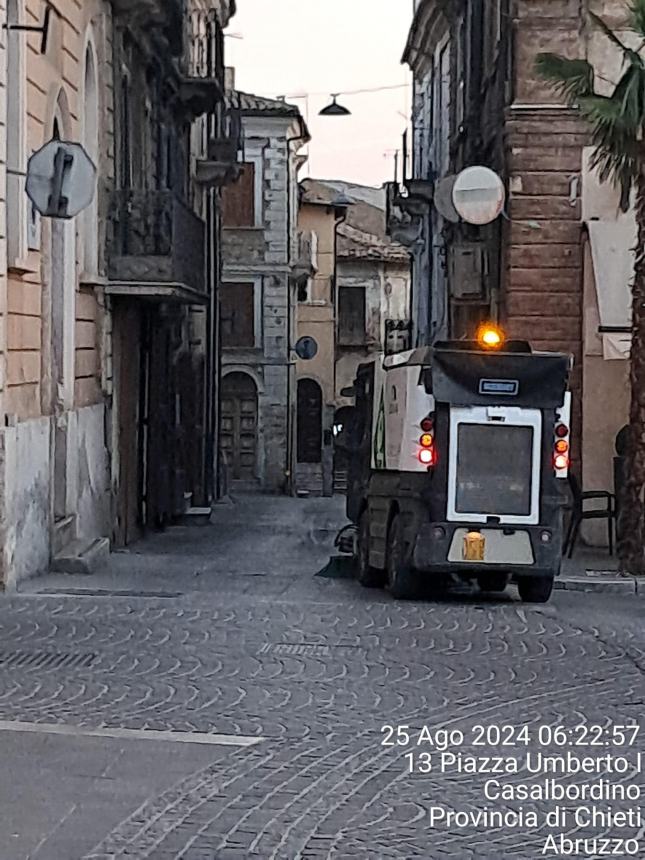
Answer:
175, 9, 226, 118
385, 129, 433, 246
196, 107, 243, 187
292, 230, 319, 281
385, 319, 413, 355
107, 190, 207, 303
111, 0, 184, 55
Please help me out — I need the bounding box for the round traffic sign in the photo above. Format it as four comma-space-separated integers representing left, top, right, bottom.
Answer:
26, 139, 96, 219
452, 166, 505, 226
295, 336, 318, 360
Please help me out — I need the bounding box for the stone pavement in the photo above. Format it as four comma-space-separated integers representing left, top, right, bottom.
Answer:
0, 493, 641, 858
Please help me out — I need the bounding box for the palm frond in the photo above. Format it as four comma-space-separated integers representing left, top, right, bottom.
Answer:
612, 64, 645, 127
629, 0, 645, 40
578, 95, 641, 210
537, 10, 645, 214
535, 53, 595, 101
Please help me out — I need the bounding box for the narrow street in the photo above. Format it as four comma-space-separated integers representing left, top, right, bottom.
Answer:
0, 495, 640, 859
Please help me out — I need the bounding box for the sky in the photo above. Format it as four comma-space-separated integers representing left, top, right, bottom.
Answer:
226, 0, 414, 189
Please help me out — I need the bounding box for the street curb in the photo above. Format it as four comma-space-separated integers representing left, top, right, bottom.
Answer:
555, 574, 638, 595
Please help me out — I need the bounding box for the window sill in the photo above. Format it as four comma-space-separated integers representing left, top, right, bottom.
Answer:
222, 226, 264, 232
8, 257, 38, 276
79, 272, 108, 290
222, 345, 262, 352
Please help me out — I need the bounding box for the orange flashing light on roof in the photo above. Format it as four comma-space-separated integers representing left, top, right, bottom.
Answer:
476, 323, 505, 350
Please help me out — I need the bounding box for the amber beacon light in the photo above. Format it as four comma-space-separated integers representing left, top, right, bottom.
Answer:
476, 323, 505, 350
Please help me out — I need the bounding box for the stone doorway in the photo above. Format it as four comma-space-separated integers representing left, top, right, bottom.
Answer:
221, 373, 258, 482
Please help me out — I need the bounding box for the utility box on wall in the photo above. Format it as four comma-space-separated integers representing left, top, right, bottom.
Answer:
449, 243, 486, 300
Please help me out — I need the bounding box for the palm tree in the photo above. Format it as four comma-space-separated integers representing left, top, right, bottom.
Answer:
536, 1, 645, 575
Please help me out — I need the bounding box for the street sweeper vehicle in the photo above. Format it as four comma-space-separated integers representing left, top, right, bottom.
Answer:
334, 326, 573, 603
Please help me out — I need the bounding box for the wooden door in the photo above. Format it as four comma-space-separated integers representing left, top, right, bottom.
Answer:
221, 373, 258, 480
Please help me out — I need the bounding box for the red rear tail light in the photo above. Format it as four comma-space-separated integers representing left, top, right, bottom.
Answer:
419, 448, 434, 465
555, 424, 568, 438
421, 417, 434, 432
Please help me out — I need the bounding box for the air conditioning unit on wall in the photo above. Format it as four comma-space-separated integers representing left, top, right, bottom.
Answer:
449, 243, 487, 299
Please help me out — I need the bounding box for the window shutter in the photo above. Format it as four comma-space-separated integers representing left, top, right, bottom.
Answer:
221, 283, 255, 347
222, 163, 256, 227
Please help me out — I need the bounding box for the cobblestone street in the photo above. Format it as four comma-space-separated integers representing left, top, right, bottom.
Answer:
0, 495, 643, 858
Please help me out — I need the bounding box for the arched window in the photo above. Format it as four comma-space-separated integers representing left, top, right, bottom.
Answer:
82, 42, 99, 274
7, 0, 27, 265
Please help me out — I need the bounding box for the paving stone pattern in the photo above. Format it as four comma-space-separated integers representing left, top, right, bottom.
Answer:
0, 587, 642, 858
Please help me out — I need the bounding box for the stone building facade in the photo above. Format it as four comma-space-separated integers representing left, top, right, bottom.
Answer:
332, 183, 412, 406
397, 0, 632, 522
220, 90, 310, 493
294, 180, 411, 496
0, 0, 236, 587
107, 0, 237, 541
0, 0, 114, 587
327, 182, 411, 492
294, 180, 347, 497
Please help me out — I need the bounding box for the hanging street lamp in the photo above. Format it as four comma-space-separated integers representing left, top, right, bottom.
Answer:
319, 95, 351, 116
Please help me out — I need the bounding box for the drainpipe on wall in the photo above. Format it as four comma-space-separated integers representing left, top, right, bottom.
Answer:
285, 131, 309, 496
333, 203, 348, 391
324, 203, 348, 497
204, 185, 218, 504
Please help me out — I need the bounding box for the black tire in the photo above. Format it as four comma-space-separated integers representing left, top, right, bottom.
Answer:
517, 576, 554, 604
477, 573, 508, 594
386, 513, 418, 600
357, 511, 384, 588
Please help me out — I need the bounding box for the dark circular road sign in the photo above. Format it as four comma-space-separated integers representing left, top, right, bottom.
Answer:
295, 336, 318, 360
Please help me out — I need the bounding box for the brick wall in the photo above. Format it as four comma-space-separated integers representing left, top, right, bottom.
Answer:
502, 0, 593, 464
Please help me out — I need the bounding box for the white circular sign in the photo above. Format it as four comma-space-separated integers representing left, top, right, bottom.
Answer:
26, 139, 96, 219
452, 166, 505, 226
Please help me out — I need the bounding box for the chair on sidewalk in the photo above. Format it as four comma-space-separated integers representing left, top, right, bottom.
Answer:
563, 474, 616, 558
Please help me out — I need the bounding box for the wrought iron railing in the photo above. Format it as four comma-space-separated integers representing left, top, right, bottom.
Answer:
111, 0, 184, 54
108, 190, 206, 296
185, 9, 224, 79
292, 230, 318, 278
385, 319, 413, 355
